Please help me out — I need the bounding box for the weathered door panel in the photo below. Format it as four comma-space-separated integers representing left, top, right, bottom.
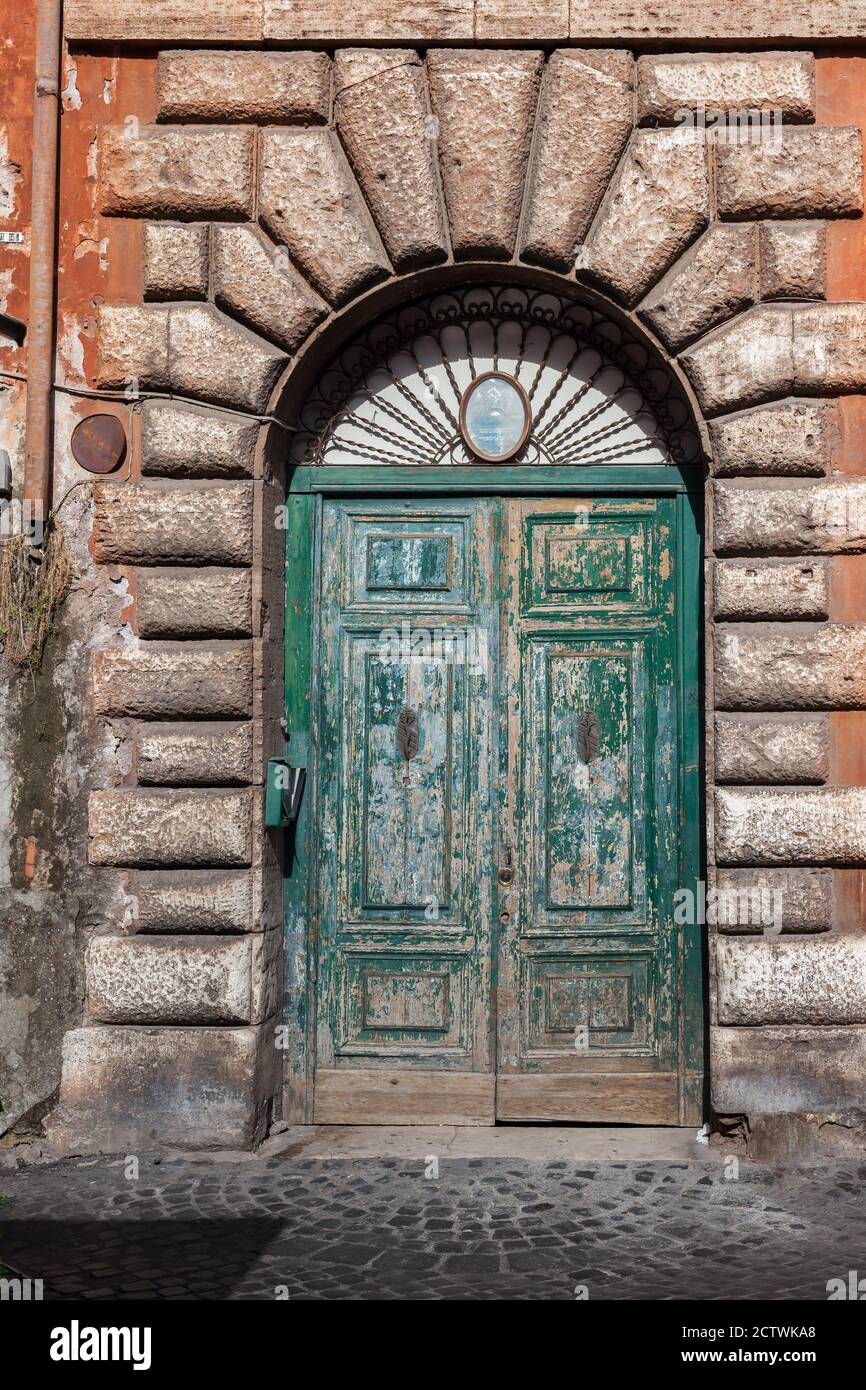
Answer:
496, 498, 682, 1122
313, 499, 498, 1123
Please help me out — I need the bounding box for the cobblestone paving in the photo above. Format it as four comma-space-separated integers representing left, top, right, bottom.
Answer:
1, 1155, 864, 1300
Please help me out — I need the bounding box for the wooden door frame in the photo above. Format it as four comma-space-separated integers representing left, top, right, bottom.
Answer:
282, 464, 705, 1125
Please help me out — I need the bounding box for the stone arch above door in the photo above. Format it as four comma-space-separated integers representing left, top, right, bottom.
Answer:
49, 44, 866, 1152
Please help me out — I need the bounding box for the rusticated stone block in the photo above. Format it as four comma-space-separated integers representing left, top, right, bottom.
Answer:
717, 126, 863, 219
88, 788, 254, 866
717, 935, 866, 1025
714, 478, 866, 555
709, 400, 832, 477
157, 49, 330, 123
711, 1024, 866, 1116
259, 128, 390, 304
141, 404, 259, 479
520, 49, 633, 271
714, 714, 829, 784
714, 625, 866, 710
99, 126, 254, 218
212, 225, 326, 355
46, 1024, 274, 1153
636, 51, 815, 123
131, 869, 255, 932
760, 221, 826, 301
639, 223, 756, 352
137, 722, 253, 786
716, 786, 866, 864
93, 482, 253, 566
714, 868, 833, 934
93, 644, 252, 720
334, 49, 448, 272
96, 305, 170, 391
581, 128, 709, 306
87, 935, 252, 1024
136, 568, 252, 639
428, 49, 542, 260
712, 558, 829, 619
681, 303, 790, 412
143, 223, 209, 301
168, 305, 286, 415
681, 303, 866, 413
792, 303, 866, 394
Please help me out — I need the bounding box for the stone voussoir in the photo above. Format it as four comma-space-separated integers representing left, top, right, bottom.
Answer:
717, 934, 866, 1025
93, 481, 253, 567
714, 714, 830, 784
46, 1024, 274, 1153
137, 721, 254, 786
86, 935, 253, 1025
141, 403, 259, 479
709, 400, 833, 476
581, 126, 710, 306
712, 557, 829, 619
334, 48, 448, 272
427, 48, 543, 261
714, 624, 866, 710
636, 51, 815, 124
156, 49, 331, 123
93, 642, 253, 720
99, 125, 254, 219
714, 867, 833, 934
143, 223, 209, 301
520, 48, 633, 271
259, 127, 390, 305
715, 785, 866, 864
168, 305, 287, 415
716, 126, 863, 220
88, 787, 254, 867
639, 222, 757, 353
681, 303, 866, 414
212, 224, 327, 355
714, 478, 866, 555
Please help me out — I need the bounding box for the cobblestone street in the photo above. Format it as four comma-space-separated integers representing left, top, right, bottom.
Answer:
1, 1142, 864, 1301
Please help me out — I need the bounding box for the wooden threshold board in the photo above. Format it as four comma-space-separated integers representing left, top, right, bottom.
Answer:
313, 1070, 679, 1125
314, 1069, 496, 1126
496, 1073, 679, 1124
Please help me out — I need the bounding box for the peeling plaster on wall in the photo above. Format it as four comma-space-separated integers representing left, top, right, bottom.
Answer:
57, 312, 87, 381
0, 128, 22, 219
72, 235, 110, 271
61, 58, 83, 112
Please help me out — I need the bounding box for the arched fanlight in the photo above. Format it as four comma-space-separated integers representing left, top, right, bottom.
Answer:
292, 285, 702, 470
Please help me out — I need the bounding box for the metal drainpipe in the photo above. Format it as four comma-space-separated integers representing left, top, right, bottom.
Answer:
22, 0, 63, 522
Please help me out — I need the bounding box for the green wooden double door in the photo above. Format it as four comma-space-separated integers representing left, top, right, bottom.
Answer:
310, 493, 702, 1125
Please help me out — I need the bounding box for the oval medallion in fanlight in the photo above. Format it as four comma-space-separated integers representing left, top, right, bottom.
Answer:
459, 371, 532, 461
292, 284, 702, 470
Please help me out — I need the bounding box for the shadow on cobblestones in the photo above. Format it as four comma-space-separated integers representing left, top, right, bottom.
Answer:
2, 1156, 865, 1300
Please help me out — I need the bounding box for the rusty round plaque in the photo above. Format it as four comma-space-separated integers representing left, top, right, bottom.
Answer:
71, 413, 127, 475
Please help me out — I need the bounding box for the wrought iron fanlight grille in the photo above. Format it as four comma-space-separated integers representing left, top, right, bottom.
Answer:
292, 284, 702, 469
